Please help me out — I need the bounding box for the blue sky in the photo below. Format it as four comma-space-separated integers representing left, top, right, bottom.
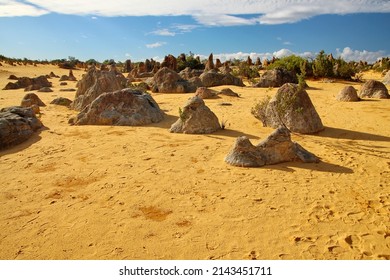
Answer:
0, 0, 389, 63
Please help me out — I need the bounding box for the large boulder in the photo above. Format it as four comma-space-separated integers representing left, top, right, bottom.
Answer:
254, 68, 297, 87
2, 76, 52, 90
225, 126, 319, 167
170, 96, 221, 134
71, 67, 123, 111
359, 80, 389, 99
0, 106, 43, 149
252, 83, 324, 134
336, 86, 359, 102
151, 67, 198, 93
199, 70, 244, 87
161, 55, 177, 71
70, 88, 164, 126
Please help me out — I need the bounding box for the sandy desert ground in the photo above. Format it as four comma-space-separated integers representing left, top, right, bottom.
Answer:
0, 63, 389, 260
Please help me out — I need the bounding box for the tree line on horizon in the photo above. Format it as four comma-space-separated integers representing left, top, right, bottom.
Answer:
1, 51, 389, 81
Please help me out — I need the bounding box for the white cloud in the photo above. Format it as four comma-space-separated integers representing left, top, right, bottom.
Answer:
2, 1, 389, 26
146, 42, 167, 49
336, 47, 386, 64
0, 0, 48, 16
149, 28, 176, 36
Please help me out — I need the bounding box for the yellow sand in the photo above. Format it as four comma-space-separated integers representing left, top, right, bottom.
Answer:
0, 63, 389, 260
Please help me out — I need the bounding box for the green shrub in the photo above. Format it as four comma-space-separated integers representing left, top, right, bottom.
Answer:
268, 55, 309, 75
251, 95, 271, 126
312, 50, 334, 78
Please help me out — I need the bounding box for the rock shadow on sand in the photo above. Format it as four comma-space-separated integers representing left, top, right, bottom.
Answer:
316, 126, 390, 142
266, 161, 354, 174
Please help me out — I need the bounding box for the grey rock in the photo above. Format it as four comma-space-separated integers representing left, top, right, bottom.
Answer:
225, 126, 319, 167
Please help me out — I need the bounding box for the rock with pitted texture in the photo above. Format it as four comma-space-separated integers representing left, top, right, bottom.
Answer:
336, 86, 359, 102
0, 106, 43, 149
359, 80, 389, 99
170, 96, 221, 134
70, 88, 164, 126
225, 126, 319, 167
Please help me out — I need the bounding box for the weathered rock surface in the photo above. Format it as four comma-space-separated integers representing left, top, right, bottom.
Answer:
205, 53, 215, 71
38, 87, 53, 92
50, 97, 73, 107
383, 70, 390, 85
219, 88, 240, 97
336, 86, 359, 102
253, 83, 324, 134
0, 106, 43, 149
170, 96, 221, 134
3, 76, 52, 90
254, 68, 297, 88
359, 80, 389, 99
21, 93, 46, 108
70, 88, 164, 126
71, 67, 123, 111
194, 87, 217, 99
199, 70, 244, 87
151, 67, 198, 93
225, 126, 319, 167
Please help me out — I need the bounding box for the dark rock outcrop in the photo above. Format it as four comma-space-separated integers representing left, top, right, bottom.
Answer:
161, 55, 177, 71
0, 106, 43, 149
254, 68, 297, 88
170, 96, 221, 134
205, 53, 215, 71
359, 80, 389, 99
70, 89, 164, 126
3, 76, 52, 90
225, 126, 319, 167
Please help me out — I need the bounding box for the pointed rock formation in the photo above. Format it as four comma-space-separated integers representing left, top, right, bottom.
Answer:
225, 127, 319, 167
70, 67, 123, 111
170, 96, 221, 134
205, 53, 215, 71
21, 93, 46, 108
252, 83, 324, 134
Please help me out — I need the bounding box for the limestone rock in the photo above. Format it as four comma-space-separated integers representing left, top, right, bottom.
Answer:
195, 87, 217, 99
3, 76, 51, 90
199, 70, 244, 87
383, 70, 390, 85
336, 86, 359, 102
0, 106, 43, 149
151, 67, 198, 93
359, 80, 389, 99
205, 53, 215, 71
225, 127, 319, 167
70, 88, 164, 126
50, 97, 73, 107
170, 96, 221, 134
253, 83, 324, 134
21, 93, 46, 108
254, 68, 297, 88
219, 88, 239, 97
71, 67, 123, 111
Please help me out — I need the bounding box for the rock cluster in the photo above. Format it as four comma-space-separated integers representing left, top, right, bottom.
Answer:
225, 127, 319, 167
3, 75, 52, 91
254, 68, 297, 88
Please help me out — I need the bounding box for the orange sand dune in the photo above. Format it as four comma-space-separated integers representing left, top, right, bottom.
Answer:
0, 64, 389, 260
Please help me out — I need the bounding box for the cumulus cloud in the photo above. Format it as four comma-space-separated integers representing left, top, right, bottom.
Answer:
195, 49, 315, 63
2, 0, 390, 26
146, 42, 167, 49
336, 47, 386, 64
